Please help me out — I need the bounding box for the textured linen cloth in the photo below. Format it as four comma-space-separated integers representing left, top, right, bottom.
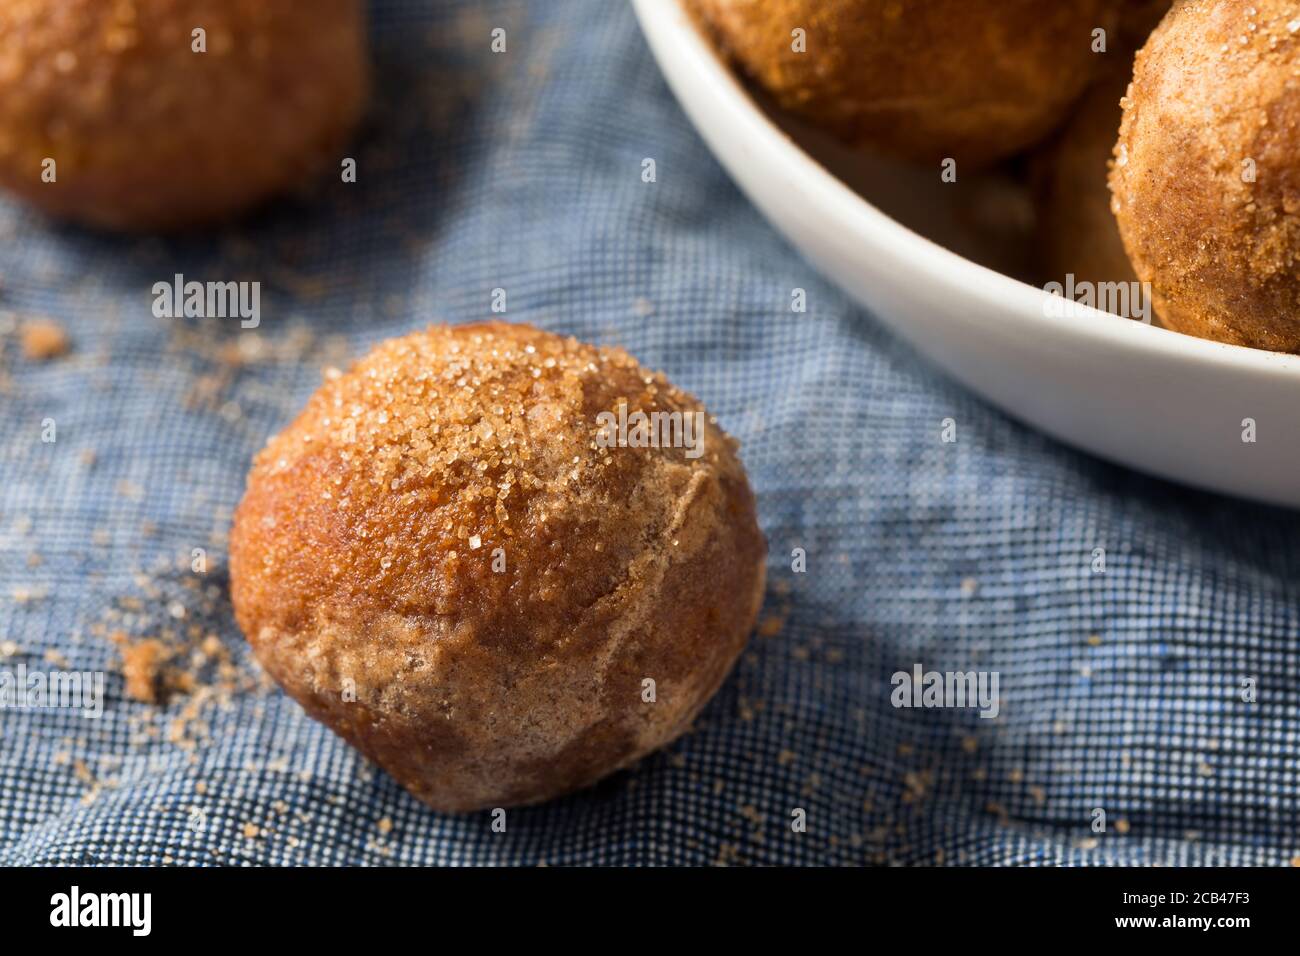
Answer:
1, 0, 1298, 867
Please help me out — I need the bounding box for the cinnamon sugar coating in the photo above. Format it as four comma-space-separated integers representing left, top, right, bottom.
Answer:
1110, 0, 1300, 352
229, 323, 767, 812
0, 0, 368, 231
687, 0, 1119, 166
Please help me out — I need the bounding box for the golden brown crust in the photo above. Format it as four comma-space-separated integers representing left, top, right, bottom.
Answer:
0, 0, 368, 231
229, 322, 766, 812
1110, 0, 1300, 352
688, 0, 1119, 166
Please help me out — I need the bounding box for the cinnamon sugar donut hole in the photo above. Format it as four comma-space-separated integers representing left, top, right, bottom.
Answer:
0, 0, 368, 231
1038, 72, 1140, 292
688, 0, 1120, 166
229, 323, 767, 812
1110, 0, 1300, 352
1036, 2, 1172, 290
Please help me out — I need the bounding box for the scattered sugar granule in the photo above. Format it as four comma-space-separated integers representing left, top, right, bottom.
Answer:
20, 319, 70, 361
115, 635, 169, 704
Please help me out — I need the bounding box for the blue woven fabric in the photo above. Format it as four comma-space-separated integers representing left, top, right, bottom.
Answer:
2, 0, 1298, 867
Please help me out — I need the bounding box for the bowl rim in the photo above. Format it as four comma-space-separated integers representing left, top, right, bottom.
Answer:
634, 0, 1300, 382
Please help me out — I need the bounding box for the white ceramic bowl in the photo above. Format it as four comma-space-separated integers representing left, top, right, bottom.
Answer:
633, 0, 1300, 510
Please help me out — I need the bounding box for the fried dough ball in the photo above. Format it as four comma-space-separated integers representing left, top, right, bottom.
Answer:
229, 323, 767, 813
688, 0, 1119, 165
1111, 0, 1300, 352
1036, 2, 1171, 293
0, 0, 368, 231
1039, 74, 1139, 292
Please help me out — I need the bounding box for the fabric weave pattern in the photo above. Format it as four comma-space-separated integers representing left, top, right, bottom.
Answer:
0, 0, 1297, 867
